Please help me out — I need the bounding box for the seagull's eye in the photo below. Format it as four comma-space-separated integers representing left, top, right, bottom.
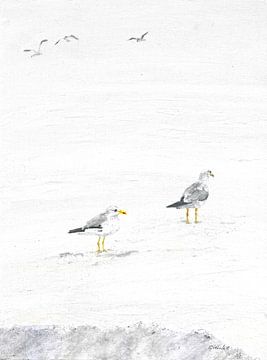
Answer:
114, 209, 118, 212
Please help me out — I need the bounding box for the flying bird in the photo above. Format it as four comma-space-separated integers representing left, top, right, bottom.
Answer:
24, 39, 48, 57
55, 35, 79, 45
167, 170, 214, 224
128, 32, 148, 42
68, 205, 127, 252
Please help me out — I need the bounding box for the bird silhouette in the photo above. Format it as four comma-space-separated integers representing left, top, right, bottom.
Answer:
128, 32, 148, 42
55, 35, 79, 45
24, 39, 48, 57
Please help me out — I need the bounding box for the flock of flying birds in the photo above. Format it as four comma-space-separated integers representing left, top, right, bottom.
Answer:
23, 35, 79, 57
23, 32, 149, 57
69, 170, 214, 252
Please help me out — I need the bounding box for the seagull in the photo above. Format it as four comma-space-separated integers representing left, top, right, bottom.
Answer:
128, 32, 148, 42
55, 35, 79, 45
68, 205, 127, 252
167, 170, 214, 224
24, 39, 48, 57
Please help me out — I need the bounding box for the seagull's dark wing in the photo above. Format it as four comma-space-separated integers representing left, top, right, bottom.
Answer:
166, 186, 208, 208
40, 39, 48, 45
128, 37, 137, 41
84, 212, 107, 229
141, 32, 148, 39
70, 35, 79, 40
166, 199, 187, 208
39, 39, 48, 51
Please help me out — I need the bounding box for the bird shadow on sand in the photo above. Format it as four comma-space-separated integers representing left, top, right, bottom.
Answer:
110, 250, 139, 258
59, 252, 84, 259
94, 249, 139, 259
46, 252, 86, 265
46, 249, 139, 267
91, 249, 139, 266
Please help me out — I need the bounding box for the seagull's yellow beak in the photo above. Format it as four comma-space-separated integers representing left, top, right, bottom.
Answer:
118, 209, 127, 215
210, 171, 215, 177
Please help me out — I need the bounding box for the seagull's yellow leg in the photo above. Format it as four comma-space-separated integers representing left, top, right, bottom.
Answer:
97, 237, 101, 252
195, 208, 198, 223
186, 208, 190, 224
102, 237, 107, 252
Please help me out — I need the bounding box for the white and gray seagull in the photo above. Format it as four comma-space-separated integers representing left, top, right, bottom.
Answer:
24, 39, 48, 57
128, 32, 148, 42
68, 205, 127, 252
167, 170, 214, 224
55, 35, 79, 45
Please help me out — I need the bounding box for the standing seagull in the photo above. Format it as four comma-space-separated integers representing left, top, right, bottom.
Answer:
55, 35, 79, 45
128, 32, 148, 42
167, 170, 214, 224
68, 205, 127, 252
24, 39, 48, 57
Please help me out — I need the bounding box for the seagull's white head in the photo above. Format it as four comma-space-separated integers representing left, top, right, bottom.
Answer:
199, 170, 214, 181
105, 205, 127, 216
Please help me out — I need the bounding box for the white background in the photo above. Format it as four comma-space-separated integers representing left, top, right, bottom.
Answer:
1, 0, 267, 358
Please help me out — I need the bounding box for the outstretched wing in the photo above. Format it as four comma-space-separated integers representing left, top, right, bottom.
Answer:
128, 37, 137, 41
141, 32, 148, 39
54, 39, 61, 45
38, 39, 48, 51
183, 181, 209, 203
84, 212, 107, 229
70, 34, 79, 40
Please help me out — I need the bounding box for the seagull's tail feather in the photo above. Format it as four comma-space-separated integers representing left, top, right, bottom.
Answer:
166, 200, 187, 208
68, 227, 85, 234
